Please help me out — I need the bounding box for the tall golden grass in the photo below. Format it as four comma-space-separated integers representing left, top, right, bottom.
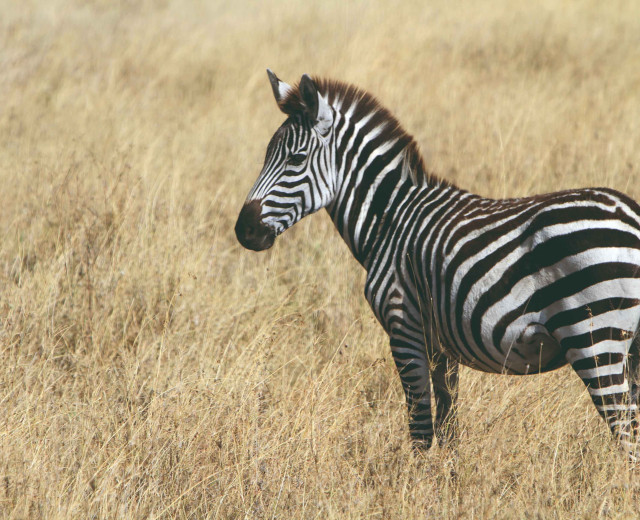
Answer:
1, 0, 640, 517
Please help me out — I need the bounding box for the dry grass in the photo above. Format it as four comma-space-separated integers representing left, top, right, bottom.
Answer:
1, 0, 640, 518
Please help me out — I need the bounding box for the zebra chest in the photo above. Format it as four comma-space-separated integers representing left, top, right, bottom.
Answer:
363, 269, 403, 332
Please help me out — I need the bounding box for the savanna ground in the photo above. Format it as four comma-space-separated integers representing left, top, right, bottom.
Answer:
1, 0, 640, 518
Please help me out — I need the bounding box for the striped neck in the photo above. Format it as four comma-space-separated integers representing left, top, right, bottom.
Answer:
316, 88, 452, 267
327, 140, 416, 266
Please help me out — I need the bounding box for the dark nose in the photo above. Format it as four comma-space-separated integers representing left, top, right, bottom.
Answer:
235, 199, 276, 251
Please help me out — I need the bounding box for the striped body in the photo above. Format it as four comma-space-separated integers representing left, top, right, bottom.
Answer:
371, 186, 640, 375
236, 71, 640, 458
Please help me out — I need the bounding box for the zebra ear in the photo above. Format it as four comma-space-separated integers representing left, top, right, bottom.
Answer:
300, 74, 333, 135
267, 69, 293, 111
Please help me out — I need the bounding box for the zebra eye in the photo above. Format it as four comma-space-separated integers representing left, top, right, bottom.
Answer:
288, 153, 307, 166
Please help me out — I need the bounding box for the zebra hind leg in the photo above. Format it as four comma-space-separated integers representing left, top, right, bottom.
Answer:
431, 351, 459, 447
567, 331, 640, 461
628, 333, 640, 409
626, 332, 640, 457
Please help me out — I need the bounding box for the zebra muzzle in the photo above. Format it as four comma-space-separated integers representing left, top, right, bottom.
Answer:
235, 199, 276, 251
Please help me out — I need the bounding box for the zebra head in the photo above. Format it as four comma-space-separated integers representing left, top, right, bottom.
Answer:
235, 70, 335, 251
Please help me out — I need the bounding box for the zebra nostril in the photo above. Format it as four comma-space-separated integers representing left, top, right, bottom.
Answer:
235, 199, 275, 251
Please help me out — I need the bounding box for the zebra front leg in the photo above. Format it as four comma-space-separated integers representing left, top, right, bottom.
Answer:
431, 351, 459, 447
389, 336, 434, 449
566, 332, 640, 460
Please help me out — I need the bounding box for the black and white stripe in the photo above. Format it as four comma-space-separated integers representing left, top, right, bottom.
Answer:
236, 71, 640, 458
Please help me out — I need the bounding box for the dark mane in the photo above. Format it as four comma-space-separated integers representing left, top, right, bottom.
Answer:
280, 77, 454, 189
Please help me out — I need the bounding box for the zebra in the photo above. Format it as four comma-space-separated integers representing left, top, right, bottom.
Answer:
235, 70, 640, 459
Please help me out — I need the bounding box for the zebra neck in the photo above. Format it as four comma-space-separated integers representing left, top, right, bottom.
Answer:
322, 99, 457, 268
327, 146, 428, 268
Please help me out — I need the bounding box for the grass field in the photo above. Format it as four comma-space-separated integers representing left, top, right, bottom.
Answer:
2, 0, 640, 518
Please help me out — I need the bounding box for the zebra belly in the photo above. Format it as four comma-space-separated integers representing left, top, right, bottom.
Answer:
449, 278, 640, 375
494, 321, 565, 374
443, 319, 565, 375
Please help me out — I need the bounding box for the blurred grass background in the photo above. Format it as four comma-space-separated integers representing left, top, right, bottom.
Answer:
1, 0, 640, 518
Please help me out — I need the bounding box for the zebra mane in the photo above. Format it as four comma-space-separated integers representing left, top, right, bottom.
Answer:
279, 77, 454, 189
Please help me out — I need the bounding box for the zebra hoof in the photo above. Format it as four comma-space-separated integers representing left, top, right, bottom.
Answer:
410, 433, 434, 452
437, 433, 459, 450
618, 437, 640, 465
